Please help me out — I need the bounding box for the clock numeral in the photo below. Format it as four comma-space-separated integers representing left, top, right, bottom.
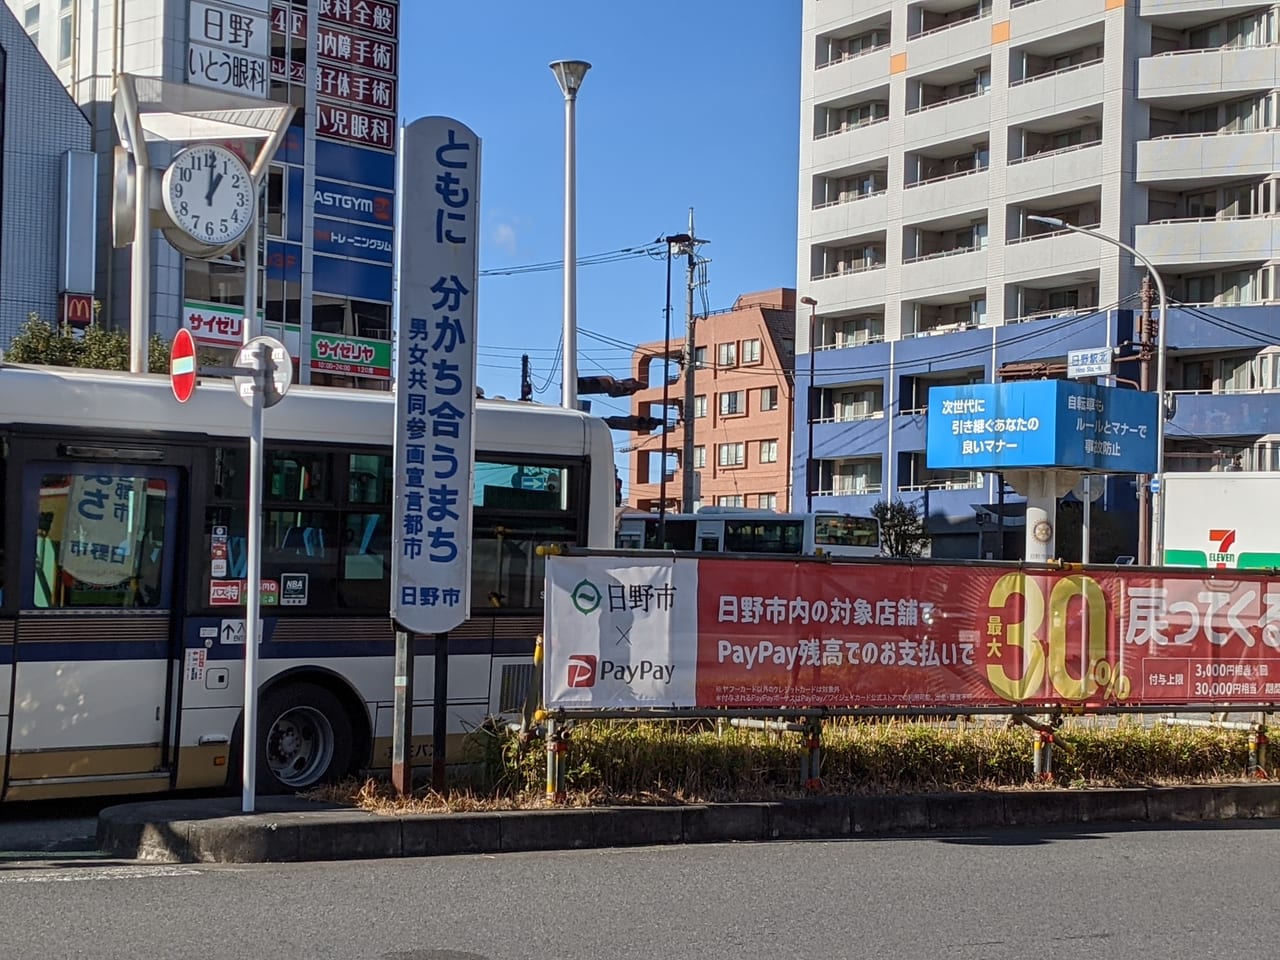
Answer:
237, 194, 247, 208
232, 175, 242, 189
179, 167, 192, 183
205, 221, 214, 238
179, 201, 189, 217
173, 183, 183, 199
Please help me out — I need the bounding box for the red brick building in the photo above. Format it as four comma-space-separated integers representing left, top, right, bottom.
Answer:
627, 288, 796, 513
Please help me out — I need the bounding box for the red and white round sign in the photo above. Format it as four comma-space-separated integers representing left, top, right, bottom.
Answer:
170, 327, 197, 403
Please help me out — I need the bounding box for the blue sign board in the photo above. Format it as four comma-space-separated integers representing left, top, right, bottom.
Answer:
315, 138, 396, 190
314, 178, 395, 228
927, 381, 1158, 473
314, 217, 394, 264
313, 254, 392, 302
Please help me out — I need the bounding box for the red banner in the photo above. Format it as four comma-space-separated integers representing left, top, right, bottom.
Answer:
316, 24, 396, 76
316, 62, 396, 113
696, 560, 1280, 710
319, 0, 397, 38
316, 102, 394, 150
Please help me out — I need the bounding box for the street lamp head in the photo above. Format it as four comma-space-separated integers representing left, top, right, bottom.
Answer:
1028, 214, 1068, 229
550, 60, 591, 98
800, 296, 817, 307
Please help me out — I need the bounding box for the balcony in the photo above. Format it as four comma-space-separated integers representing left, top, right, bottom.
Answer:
1137, 129, 1280, 185
1167, 389, 1280, 438
810, 192, 889, 241
812, 117, 891, 170
810, 263, 889, 307
1008, 60, 1104, 121
1134, 215, 1280, 269
1006, 140, 1103, 199
903, 93, 991, 147
1003, 225, 1103, 280
1139, 45, 1280, 105
814, 45, 892, 101
902, 167, 989, 221
908, 5, 993, 69
1011, 0, 1107, 35
1140, 0, 1272, 19
902, 245, 987, 291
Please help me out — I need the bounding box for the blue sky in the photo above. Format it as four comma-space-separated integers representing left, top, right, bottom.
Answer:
399, 1, 802, 478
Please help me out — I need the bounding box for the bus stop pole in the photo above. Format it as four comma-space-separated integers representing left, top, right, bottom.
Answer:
242, 346, 266, 813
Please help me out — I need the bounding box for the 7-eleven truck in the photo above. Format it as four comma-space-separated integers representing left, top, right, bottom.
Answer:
1163, 472, 1280, 569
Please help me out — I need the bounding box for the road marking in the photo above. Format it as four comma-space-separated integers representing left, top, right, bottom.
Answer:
0, 865, 200, 884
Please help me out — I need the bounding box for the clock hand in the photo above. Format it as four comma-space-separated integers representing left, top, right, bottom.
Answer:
205, 164, 215, 206
207, 172, 225, 206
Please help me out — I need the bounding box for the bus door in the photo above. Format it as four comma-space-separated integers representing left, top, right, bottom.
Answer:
695, 519, 724, 552
6, 462, 182, 798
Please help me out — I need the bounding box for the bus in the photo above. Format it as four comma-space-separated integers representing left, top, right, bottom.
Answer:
615, 507, 881, 557
0, 363, 615, 800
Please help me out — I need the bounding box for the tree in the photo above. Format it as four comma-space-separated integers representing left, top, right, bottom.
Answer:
870, 498, 931, 558
5, 312, 170, 374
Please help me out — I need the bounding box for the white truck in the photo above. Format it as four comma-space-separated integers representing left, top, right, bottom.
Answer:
1163, 472, 1280, 569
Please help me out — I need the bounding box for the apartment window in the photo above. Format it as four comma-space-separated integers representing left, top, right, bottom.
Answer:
694, 346, 707, 369
717, 342, 738, 367
266, 165, 287, 238
718, 443, 745, 468
760, 386, 779, 411
756, 493, 778, 510
759, 439, 779, 464
58, 0, 72, 61
741, 338, 762, 364
693, 445, 707, 469
719, 390, 745, 416
23, 3, 38, 43
693, 395, 707, 418
1185, 275, 1217, 304
717, 495, 745, 507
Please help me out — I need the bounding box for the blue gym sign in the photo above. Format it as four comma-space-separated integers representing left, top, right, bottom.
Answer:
926, 381, 1158, 473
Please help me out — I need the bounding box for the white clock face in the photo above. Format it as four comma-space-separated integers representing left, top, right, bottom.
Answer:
163, 145, 255, 248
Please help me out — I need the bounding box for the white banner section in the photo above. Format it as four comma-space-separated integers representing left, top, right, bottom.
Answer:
544, 555, 697, 709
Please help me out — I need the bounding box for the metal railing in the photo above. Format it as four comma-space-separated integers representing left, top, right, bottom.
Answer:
816, 333, 885, 350
908, 10, 991, 40
813, 188, 887, 210
1151, 39, 1279, 58
1149, 126, 1275, 141
1008, 138, 1101, 164
1006, 221, 1100, 243
811, 262, 887, 282
1009, 56, 1103, 87
814, 115, 889, 141
905, 88, 988, 115
902, 244, 982, 265
815, 42, 890, 70
905, 164, 987, 188
814, 410, 886, 425
814, 483, 883, 496
902, 321, 980, 339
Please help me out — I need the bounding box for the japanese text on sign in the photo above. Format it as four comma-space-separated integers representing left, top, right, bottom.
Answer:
390, 117, 480, 634
187, 42, 268, 97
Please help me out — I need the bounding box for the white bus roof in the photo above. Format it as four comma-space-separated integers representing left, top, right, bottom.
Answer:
0, 362, 606, 458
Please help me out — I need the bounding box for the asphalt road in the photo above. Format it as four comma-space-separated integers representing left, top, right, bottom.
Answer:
0, 821, 1276, 960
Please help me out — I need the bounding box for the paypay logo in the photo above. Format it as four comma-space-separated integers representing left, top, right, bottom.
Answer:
566, 655, 597, 688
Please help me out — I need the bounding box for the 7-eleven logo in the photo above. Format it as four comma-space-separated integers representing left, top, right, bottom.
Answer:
1208, 529, 1236, 568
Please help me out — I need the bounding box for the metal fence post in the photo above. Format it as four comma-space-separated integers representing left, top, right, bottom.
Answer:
804, 721, 823, 794
1032, 728, 1055, 783
1248, 722, 1269, 779
545, 719, 567, 804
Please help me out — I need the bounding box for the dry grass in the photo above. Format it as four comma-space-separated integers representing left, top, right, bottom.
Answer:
306, 717, 1272, 815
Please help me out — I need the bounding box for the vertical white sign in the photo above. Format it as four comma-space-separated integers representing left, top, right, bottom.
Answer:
390, 117, 480, 634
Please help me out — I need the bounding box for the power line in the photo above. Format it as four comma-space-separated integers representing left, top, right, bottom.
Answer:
480, 243, 664, 278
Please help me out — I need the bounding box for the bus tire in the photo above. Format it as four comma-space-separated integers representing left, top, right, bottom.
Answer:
256, 682, 354, 794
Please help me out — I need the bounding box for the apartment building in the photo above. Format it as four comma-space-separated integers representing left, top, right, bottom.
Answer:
11, 0, 400, 386
798, 0, 1280, 557
627, 289, 797, 514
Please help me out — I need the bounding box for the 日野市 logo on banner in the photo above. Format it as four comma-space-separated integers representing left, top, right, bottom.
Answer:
543, 556, 698, 708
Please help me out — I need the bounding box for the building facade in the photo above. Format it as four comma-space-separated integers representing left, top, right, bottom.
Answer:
798, 0, 1280, 557
627, 288, 796, 514
10, 0, 398, 385
0, 4, 92, 341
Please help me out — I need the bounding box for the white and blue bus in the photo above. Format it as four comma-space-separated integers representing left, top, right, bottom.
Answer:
0, 363, 616, 800
616, 507, 881, 558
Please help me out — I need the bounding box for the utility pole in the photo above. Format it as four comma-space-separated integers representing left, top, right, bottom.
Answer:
520, 354, 533, 401
679, 208, 705, 512
1137, 274, 1153, 566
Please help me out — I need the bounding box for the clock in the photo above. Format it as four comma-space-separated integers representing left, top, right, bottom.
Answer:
161, 143, 255, 254
1033, 520, 1053, 543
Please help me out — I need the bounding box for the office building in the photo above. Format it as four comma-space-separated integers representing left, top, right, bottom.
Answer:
627, 288, 797, 514
11, 0, 399, 385
797, 0, 1280, 557
0, 3, 92, 342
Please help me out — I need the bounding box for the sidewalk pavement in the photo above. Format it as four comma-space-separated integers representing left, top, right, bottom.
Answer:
98, 782, 1280, 864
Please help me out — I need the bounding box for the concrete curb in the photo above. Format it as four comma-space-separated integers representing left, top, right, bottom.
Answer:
97, 783, 1280, 864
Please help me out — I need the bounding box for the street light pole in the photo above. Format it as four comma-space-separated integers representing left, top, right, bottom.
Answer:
550, 60, 591, 412
658, 239, 674, 547
800, 296, 818, 513
1027, 216, 1168, 563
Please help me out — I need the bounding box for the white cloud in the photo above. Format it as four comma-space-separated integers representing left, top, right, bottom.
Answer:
492, 222, 518, 255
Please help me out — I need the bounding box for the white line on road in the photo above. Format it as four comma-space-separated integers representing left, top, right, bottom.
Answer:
0, 865, 201, 884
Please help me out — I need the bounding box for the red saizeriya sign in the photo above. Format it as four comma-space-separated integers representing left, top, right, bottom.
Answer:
542, 555, 1280, 712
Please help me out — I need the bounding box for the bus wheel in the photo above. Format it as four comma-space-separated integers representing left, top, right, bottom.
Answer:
257, 682, 354, 794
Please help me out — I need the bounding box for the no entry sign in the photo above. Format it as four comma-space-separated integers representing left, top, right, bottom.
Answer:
171, 327, 197, 403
